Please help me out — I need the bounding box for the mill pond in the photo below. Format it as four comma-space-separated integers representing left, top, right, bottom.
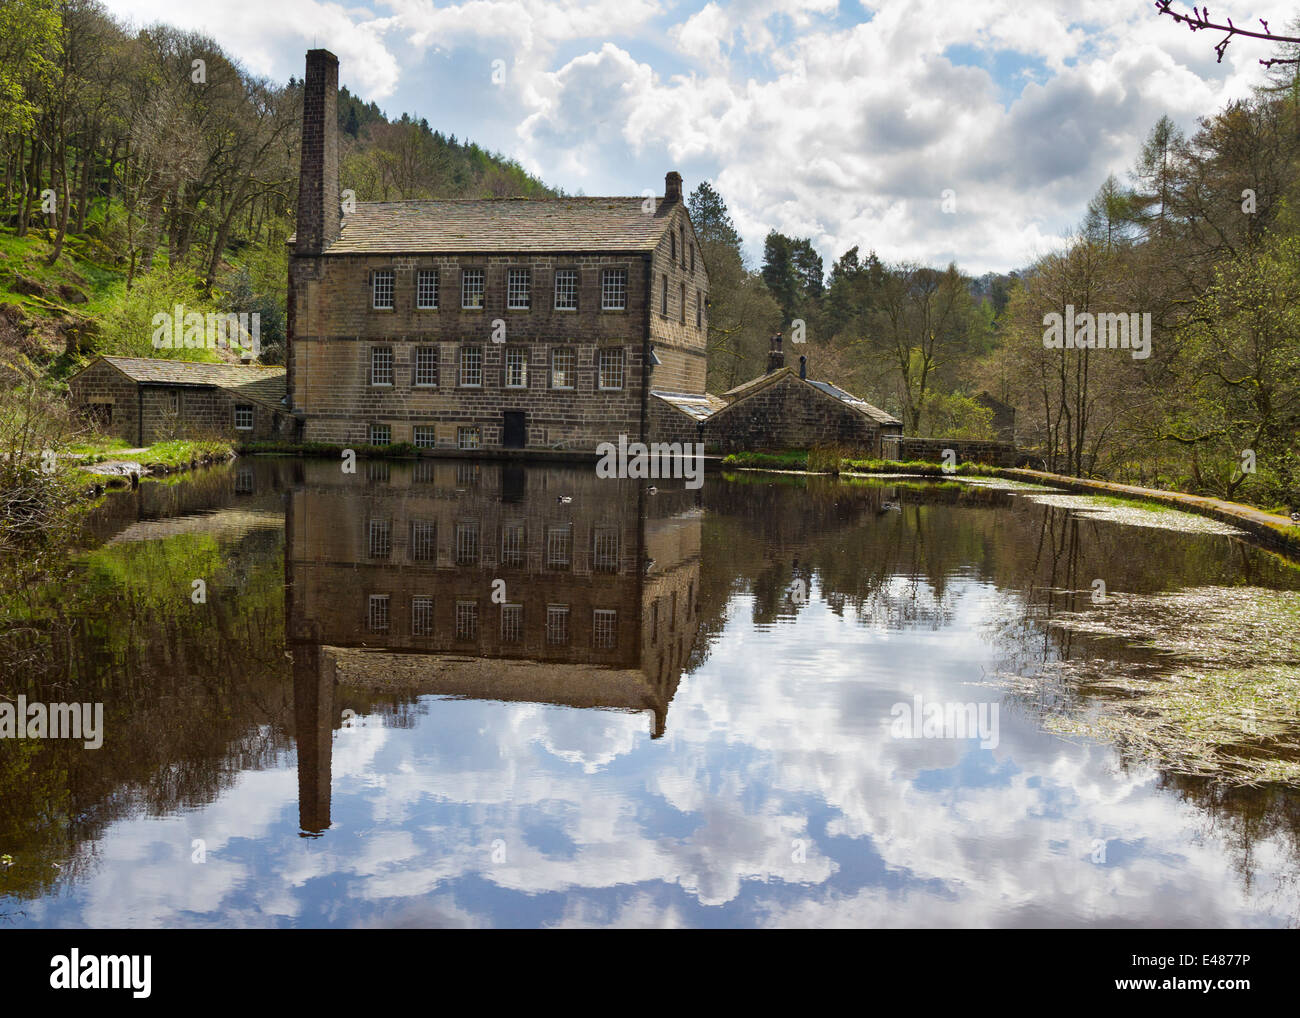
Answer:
2, 458, 1300, 928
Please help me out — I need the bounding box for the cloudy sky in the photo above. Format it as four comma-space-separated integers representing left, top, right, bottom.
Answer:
101, 0, 1274, 273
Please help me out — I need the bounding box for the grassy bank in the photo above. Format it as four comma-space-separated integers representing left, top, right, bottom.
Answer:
719, 449, 999, 477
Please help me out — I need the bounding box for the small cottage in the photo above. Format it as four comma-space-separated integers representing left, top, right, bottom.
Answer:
67, 356, 289, 446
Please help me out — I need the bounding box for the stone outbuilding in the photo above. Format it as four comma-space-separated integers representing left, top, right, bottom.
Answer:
67, 356, 289, 446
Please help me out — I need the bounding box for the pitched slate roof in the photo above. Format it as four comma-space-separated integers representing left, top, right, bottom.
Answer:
718, 366, 901, 426
90, 357, 287, 408
303, 197, 676, 254
650, 390, 727, 422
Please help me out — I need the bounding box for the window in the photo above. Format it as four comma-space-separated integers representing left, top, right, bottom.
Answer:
551, 348, 575, 389
601, 269, 627, 310
598, 348, 624, 390
554, 268, 578, 310
696, 289, 702, 329
410, 520, 436, 561
461, 268, 485, 309
168, 390, 179, 412
413, 346, 438, 387
457, 462, 480, 485
671, 232, 676, 261
500, 522, 525, 566
455, 521, 480, 565
367, 460, 390, 483
457, 426, 481, 450
670, 591, 677, 630
679, 282, 686, 324
372, 269, 394, 309
455, 600, 478, 641
505, 347, 527, 389
413, 425, 436, 449
545, 524, 572, 570
680, 226, 686, 267
501, 604, 522, 643
371, 346, 393, 386
690, 243, 695, 274
234, 404, 254, 431
368, 518, 391, 559
546, 604, 570, 645
411, 596, 434, 636
367, 594, 390, 631
507, 268, 531, 310
235, 466, 254, 494
650, 600, 658, 645
593, 609, 617, 650
661, 274, 668, 316
592, 526, 619, 572
369, 423, 391, 446
459, 345, 483, 387
416, 269, 438, 309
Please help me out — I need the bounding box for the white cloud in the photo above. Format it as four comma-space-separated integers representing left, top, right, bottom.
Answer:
98, 0, 1273, 275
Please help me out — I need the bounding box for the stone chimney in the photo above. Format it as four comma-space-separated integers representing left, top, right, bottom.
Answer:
766, 333, 784, 374
296, 49, 340, 255
799, 355, 807, 380
665, 171, 682, 204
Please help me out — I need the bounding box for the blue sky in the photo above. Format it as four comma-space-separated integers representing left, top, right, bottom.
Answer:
102, 1, 1267, 273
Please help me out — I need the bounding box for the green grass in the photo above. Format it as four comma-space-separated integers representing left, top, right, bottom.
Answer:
1089, 494, 1178, 514
719, 450, 1000, 476
719, 450, 810, 470
63, 436, 131, 455
138, 439, 234, 469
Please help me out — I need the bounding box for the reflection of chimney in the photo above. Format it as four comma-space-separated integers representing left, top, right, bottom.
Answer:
293, 642, 334, 835
664, 171, 682, 204
799, 355, 807, 380
766, 333, 784, 374
296, 50, 340, 255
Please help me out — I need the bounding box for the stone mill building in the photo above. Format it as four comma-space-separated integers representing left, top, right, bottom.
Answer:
287, 49, 711, 453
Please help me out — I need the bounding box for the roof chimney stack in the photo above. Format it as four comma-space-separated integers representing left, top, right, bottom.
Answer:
297, 49, 340, 255
665, 171, 682, 204
799, 355, 807, 380
767, 333, 784, 374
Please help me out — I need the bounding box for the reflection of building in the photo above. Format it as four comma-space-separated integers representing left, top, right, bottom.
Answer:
287, 460, 702, 834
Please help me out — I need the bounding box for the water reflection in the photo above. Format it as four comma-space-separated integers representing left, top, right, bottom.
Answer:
2, 460, 1300, 927
286, 460, 702, 834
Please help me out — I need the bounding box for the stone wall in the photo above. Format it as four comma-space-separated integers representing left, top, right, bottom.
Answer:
288, 213, 709, 453
646, 396, 704, 447
290, 252, 655, 449
881, 435, 1020, 466
702, 373, 887, 455
69, 361, 287, 445
67, 360, 137, 444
